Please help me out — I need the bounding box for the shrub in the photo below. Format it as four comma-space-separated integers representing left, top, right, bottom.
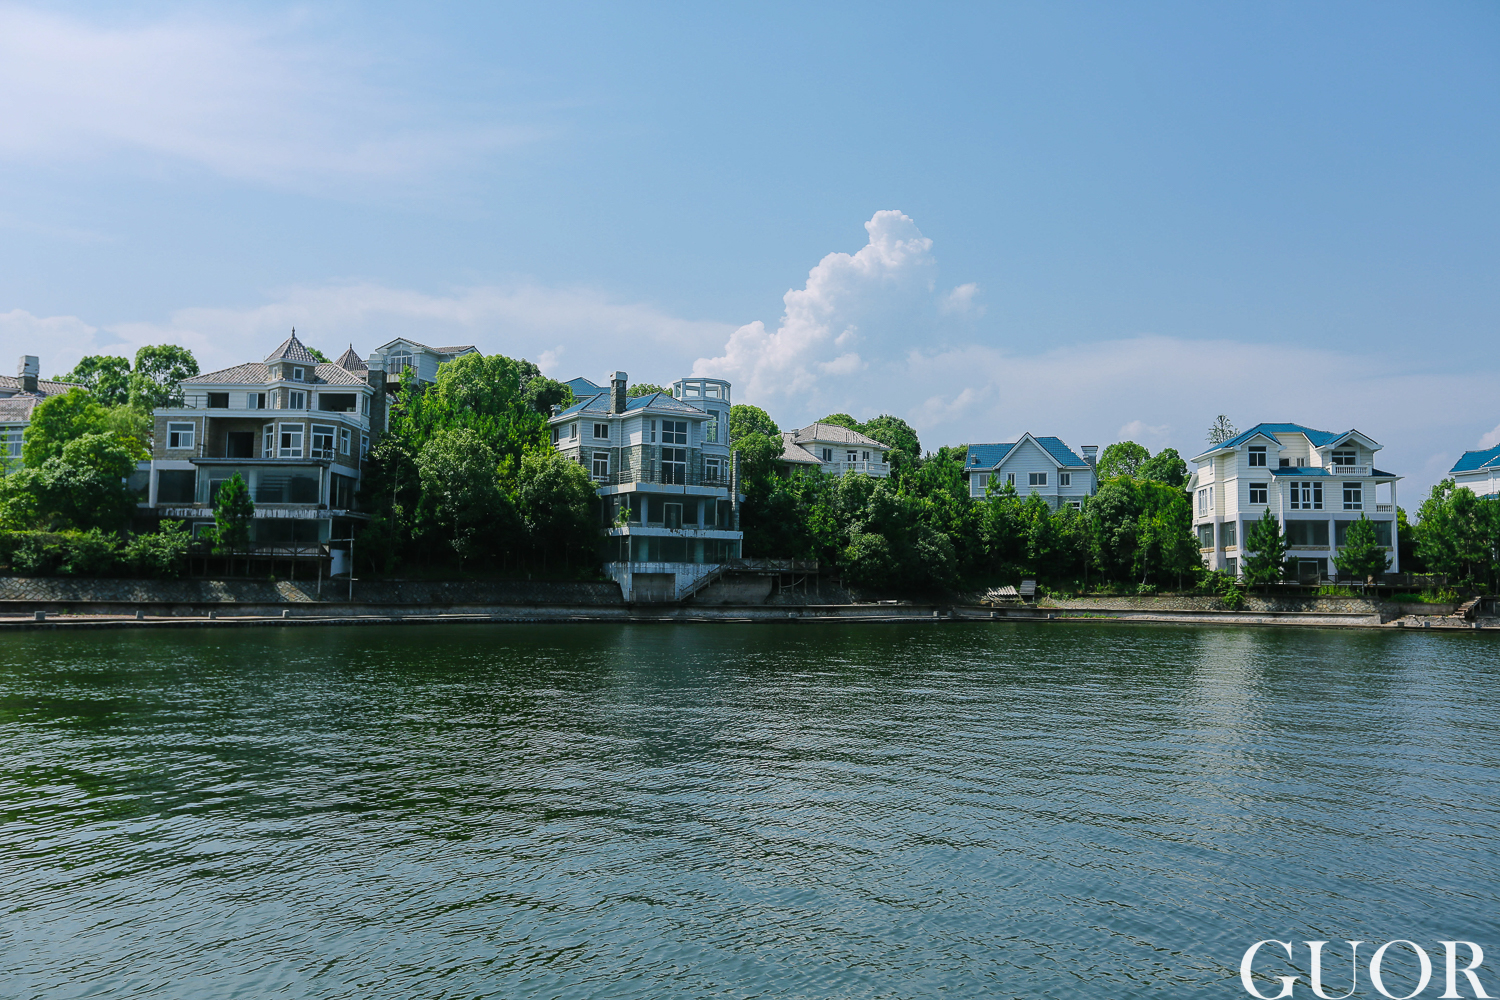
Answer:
125, 521, 190, 578
60, 529, 122, 576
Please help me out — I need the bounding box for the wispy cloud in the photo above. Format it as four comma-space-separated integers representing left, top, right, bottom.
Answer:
0, 5, 540, 193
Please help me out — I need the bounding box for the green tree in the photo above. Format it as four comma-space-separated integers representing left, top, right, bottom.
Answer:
212, 473, 255, 555
415, 427, 508, 567
627, 383, 669, 398
1415, 480, 1498, 586
1206, 415, 1238, 445
1138, 447, 1188, 488
1334, 514, 1391, 583
1097, 441, 1151, 480
861, 415, 922, 475
22, 388, 109, 467
305, 347, 331, 363
1243, 509, 1288, 587
0, 434, 142, 532
129, 345, 199, 410
817, 413, 861, 430
733, 432, 785, 482
58, 356, 132, 406
729, 404, 779, 441
515, 448, 598, 571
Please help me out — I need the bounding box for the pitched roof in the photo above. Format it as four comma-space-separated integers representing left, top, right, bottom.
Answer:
554, 390, 703, 419
264, 333, 320, 365
1270, 466, 1331, 477
433, 346, 477, 355
566, 376, 605, 396
778, 432, 823, 465
373, 337, 476, 357
1451, 444, 1500, 473
790, 422, 885, 448
0, 395, 41, 422
964, 435, 1087, 470
182, 361, 369, 387
0, 375, 81, 398
334, 347, 367, 371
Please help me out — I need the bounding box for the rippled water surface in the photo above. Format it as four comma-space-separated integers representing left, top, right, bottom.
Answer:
2, 623, 1498, 998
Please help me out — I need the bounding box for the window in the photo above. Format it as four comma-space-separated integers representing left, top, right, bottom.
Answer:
292, 366, 305, 381
1342, 482, 1362, 510
974, 472, 990, 491
705, 457, 722, 483
1222, 521, 1237, 548
289, 390, 306, 409
552, 426, 560, 443
1198, 524, 1214, 549
592, 451, 610, 480
361, 396, 370, 416
279, 424, 304, 459
862, 451, 870, 461
330, 473, 356, 510
207, 392, 229, 408
1066, 500, 1081, 510
569, 423, 578, 440
662, 447, 687, 485
664, 503, 683, 530
847, 450, 858, 463
822, 448, 833, 462
263, 424, 274, 457
1029, 472, 1048, 487
1059, 472, 1071, 487
1006, 473, 1015, 486
1372, 521, 1393, 547
662, 420, 687, 445
1248, 446, 1267, 467
311, 425, 336, 459
594, 423, 609, 439
1332, 449, 1357, 467
1225, 557, 1238, 576
389, 351, 414, 372
1286, 520, 1330, 547
339, 428, 351, 456
1279, 458, 1291, 467
226, 432, 256, 458
168, 422, 195, 450
247, 392, 266, 410
649, 420, 657, 443
3, 427, 22, 459
1249, 482, 1268, 505
705, 413, 719, 443
156, 470, 196, 504
318, 393, 357, 412
1197, 486, 1214, 514
1289, 480, 1323, 510
361, 435, 369, 458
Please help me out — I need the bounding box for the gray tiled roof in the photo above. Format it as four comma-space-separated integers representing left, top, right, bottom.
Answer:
790, 422, 885, 448
0, 375, 81, 398
0, 395, 40, 422
182, 361, 369, 387
433, 346, 477, 355
334, 347, 367, 371
779, 432, 823, 464
263, 334, 320, 365
555, 390, 704, 419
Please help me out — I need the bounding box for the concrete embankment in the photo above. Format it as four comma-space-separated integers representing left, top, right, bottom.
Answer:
0, 578, 1489, 631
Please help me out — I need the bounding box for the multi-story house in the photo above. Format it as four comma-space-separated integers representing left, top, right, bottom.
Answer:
371, 338, 478, 389
962, 434, 1098, 507
0, 356, 81, 470
1188, 422, 1400, 581
777, 422, 891, 478
1449, 444, 1500, 500
550, 372, 742, 602
145, 334, 384, 550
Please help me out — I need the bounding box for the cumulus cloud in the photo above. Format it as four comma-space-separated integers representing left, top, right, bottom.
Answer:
0, 5, 536, 192
695, 210, 938, 404
1479, 422, 1500, 449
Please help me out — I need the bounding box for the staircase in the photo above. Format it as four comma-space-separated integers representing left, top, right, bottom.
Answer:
1453, 596, 1485, 621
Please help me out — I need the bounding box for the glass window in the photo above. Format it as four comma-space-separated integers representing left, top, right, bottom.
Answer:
1249, 482, 1268, 504
311, 425, 336, 459
263, 424, 274, 457
1225, 557, 1238, 575
705, 414, 719, 443
664, 503, 683, 530
156, 470, 196, 503
592, 451, 610, 480
3, 427, 23, 459
1373, 521, 1392, 547
848, 451, 858, 463
569, 423, 577, 440
389, 351, 414, 372
974, 472, 989, 491
1286, 520, 1330, 546
1248, 446, 1267, 467
330, 473, 356, 509
662, 447, 687, 485
318, 393, 357, 412
821, 448, 832, 462
361, 435, 369, 457
1279, 458, 1291, 467
1029, 472, 1048, 486
1007, 473, 1015, 486
705, 457, 722, 483
292, 367, 304, 381
1332, 449, 1357, 467
339, 428, 351, 456
1290, 480, 1323, 510
248, 392, 266, 409
1198, 524, 1214, 548
594, 423, 609, 439
1222, 521, 1237, 547
206, 392, 228, 408
1343, 482, 1362, 510
288, 390, 306, 409
1059, 472, 1071, 487
168, 422, 195, 450
662, 420, 688, 445
279, 424, 304, 459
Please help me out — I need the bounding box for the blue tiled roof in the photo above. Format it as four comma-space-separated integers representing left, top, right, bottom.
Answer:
964, 436, 1087, 470
1451, 444, 1500, 473
1215, 422, 1344, 451
1269, 467, 1331, 477
554, 390, 700, 419
557, 392, 608, 417
566, 376, 604, 396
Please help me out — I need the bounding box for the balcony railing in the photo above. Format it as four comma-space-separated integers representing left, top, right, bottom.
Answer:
1327, 465, 1370, 477
593, 467, 733, 488
825, 460, 890, 475
1374, 503, 1393, 513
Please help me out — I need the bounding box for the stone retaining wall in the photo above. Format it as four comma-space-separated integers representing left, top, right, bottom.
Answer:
1038, 594, 1385, 615
0, 576, 625, 607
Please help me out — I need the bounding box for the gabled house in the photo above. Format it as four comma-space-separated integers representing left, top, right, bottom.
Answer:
0, 356, 82, 470
1188, 422, 1400, 581
370, 338, 478, 389
962, 434, 1098, 508
550, 372, 741, 602
1450, 444, 1500, 500
145, 333, 384, 550
777, 423, 890, 478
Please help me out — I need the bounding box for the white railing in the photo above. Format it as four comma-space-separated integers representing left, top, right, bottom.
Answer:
1375, 504, 1393, 513
1328, 465, 1370, 477
827, 460, 890, 476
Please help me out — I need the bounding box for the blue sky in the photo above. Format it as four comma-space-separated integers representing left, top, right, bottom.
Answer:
1, 1, 1496, 502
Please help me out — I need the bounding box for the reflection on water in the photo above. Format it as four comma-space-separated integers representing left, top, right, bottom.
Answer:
1, 623, 1497, 998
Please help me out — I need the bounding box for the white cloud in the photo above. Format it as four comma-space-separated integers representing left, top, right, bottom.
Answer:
1479, 422, 1500, 449
1117, 419, 1172, 450
940, 282, 983, 316
0, 5, 536, 193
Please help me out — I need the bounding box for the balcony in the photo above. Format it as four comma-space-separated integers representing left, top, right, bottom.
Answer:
594, 467, 733, 488
824, 460, 891, 476
1328, 465, 1371, 477
1375, 504, 1393, 513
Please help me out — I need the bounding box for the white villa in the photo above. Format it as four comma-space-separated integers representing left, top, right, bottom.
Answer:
1189, 422, 1400, 582
0, 356, 81, 470
962, 434, 1099, 508
1449, 444, 1500, 500
550, 372, 742, 602
370, 338, 478, 388
778, 422, 890, 478
146, 333, 384, 552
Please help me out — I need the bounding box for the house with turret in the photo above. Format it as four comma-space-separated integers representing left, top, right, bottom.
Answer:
550, 372, 742, 602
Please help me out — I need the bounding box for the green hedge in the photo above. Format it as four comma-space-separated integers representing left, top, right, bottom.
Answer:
0, 525, 190, 578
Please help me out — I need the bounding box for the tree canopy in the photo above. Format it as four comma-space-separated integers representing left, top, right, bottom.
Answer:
729, 404, 779, 441
1097, 441, 1150, 480
58, 356, 132, 407
128, 345, 199, 410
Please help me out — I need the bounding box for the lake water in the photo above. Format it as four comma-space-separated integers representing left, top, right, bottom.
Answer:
1, 622, 1497, 999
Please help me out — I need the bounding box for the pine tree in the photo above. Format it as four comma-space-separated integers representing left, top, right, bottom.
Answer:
213, 473, 255, 558
1333, 514, 1391, 584
1242, 509, 1287, 587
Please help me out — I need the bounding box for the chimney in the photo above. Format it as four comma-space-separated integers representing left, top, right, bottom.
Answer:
365, 350, 388, 445
18, 356, 38, 394
1082, 445, 1098, 466
610, 370, 627, 415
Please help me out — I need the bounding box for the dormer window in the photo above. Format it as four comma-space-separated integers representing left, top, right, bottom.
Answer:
1332, 449, 1356, 467
1248, 445, 1267, 467
292, 366, 305, 382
